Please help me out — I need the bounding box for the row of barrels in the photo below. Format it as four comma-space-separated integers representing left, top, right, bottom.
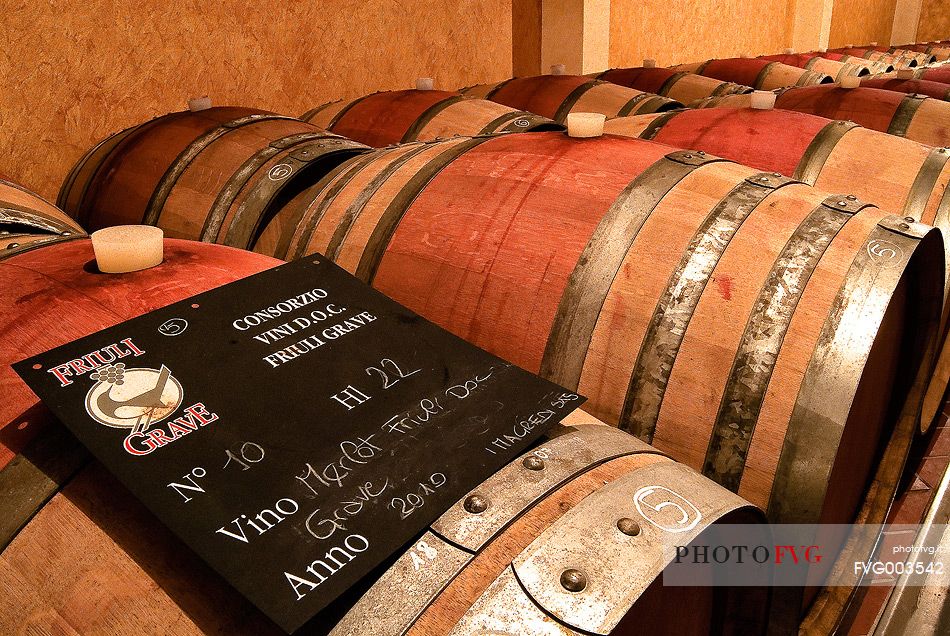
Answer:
6, 99, 946, 633
5, 184, 768, 634
5, 37, 950, 635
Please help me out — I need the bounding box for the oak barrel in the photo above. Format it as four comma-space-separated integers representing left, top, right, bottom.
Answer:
250, 132, 944, 630
671, 58, 833, 90
0, 401, 770, 634
692, 85, 950, 148
893, 43, 950, 61
860, 77, 950, 101
847, 45, 937, 66
809, 51, 893, 74
758, 53, 870, 81
56, 107, 369, 248
459, 75, 683, 122
255, 131, 940, 515
602, 107, 950, 428
913, 67, 950, 84
300, 89, 562, 147
830, 47, 924, 69
594, 67, 752, 105
1, 178, 85, 259
886, 47, 939, 64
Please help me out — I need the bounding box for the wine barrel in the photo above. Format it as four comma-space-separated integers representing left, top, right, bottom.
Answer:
671, 58, 833, 90
1, 178, 85, 259
300, 90, 563, 147
56, 107, 369, 248
859, 45, 938, 66
0, 239, 279, 476
252, 132, 943, 630
692, 85, 950, 148
593, 67, 752, 105
914, 67, 950, 85
255, 131, 939, 516
810, 51, 893, 74
758, 53, 870, 81
459, 75, 683, 122
602, 107, 950, 427
860, 77, 950, 101
0, 405, 770, 635
830, 47, 923, 69
759, 53, 871, 82
896, 43, 950, 61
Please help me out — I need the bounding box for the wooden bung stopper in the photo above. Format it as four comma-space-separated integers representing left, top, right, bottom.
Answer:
188, 96, 212, 112
566, 112, 605, 138
840, 75, 861, 88
415, 77, 434, 91
91, 225, 164, 273
643, 58, 657, 68
784, 47, 795, 54
750, 90, 776, 109
550, 63, 566, 75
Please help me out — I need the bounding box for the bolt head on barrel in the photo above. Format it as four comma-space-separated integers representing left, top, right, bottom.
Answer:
464, 494, 489, 514
616, 517, 641, 536
522, 456, 545, 471
560, 568, 588, 592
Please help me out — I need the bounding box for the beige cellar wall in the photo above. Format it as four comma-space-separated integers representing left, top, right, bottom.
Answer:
917, 0, 950, 42
0, 0, 513, 200
608, 0, 795, 67
827, 0, 900, 47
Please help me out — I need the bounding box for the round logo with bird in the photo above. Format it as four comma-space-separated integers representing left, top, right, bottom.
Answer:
85, 363, 183, 433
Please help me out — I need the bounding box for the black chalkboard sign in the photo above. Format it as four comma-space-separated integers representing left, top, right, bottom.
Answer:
14, 254, 583, 633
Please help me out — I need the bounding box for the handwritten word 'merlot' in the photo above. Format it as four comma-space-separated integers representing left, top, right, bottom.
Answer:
296, 436, 384, 492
